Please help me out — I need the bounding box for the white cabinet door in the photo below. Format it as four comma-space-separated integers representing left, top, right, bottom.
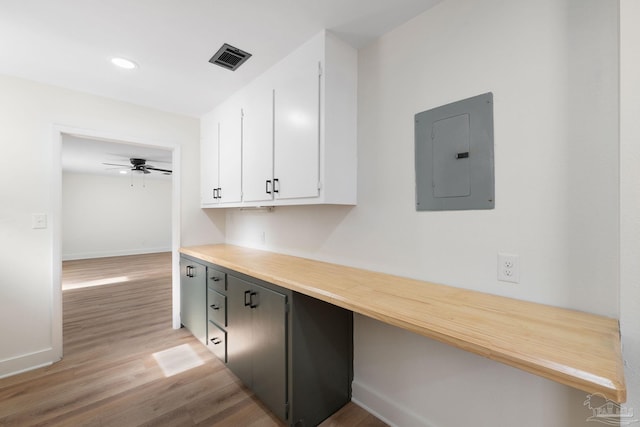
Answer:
242, 85, 274, 203
218, 102, 243, 204
273, 40, 321, 200
200, 111, 220, 205
200, 133, 219, 205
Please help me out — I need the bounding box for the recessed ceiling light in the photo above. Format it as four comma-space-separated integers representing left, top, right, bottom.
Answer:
111, 57, 138, 70
119, 170, 128, 174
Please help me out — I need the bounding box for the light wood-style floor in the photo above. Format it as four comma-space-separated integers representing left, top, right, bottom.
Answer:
0, 252, 387, 427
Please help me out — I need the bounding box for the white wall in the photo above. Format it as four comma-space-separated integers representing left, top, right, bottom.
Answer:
225, 0, 619, 425
62, 172, 172, 260
620, 0, 640, 418
0, 75, 225, 377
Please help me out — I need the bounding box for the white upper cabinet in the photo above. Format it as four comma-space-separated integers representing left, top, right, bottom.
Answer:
241, 80, 275, 203
217, 96, 242, 204
272, 34, 322, 201
200, 111, 219, 206
200, 96, 242, 206
201, 30, 357, 208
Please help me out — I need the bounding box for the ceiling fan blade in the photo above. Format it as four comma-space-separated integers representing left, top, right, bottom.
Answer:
102, 162, 129, 167
146, 166, 173, 174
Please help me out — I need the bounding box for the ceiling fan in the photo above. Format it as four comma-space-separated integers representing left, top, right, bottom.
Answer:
103, 158, 172, 175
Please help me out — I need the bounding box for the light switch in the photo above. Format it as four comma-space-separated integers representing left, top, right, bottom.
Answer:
32, 214, 47, 229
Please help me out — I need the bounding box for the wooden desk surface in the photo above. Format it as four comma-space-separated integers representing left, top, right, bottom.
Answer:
180, 244, 626, 403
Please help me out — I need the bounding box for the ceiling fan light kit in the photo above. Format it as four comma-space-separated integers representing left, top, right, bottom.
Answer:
111, 57, 138, 70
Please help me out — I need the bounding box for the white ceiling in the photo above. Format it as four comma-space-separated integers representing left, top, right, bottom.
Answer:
0, 0, 442, 117
6, 1, 442, 177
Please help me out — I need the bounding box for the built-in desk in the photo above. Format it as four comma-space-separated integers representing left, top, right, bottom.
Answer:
180, 244, 626, 403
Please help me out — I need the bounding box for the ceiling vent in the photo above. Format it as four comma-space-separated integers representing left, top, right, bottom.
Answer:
209, 43, 252, 71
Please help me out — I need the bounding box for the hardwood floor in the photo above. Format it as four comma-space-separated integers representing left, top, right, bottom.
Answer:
0, 253, 387, 427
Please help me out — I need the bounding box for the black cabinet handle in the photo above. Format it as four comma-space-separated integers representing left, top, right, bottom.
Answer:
210, 337, 222, 345
210, 304, 220, 310
249, 291, 258, 309
266, 180, 272, 194
244, 290, 251, 306
273, 178, 279, 193
186, 265, 194, 277
218, 187, 222, 199
210, 276, 220, 282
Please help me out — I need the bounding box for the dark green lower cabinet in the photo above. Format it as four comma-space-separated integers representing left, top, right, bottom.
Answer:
226, 273, 353, 427
180, 255, 353, 427
207, 320, 226, 361
227, 276, 287, 420
288, 292, 353, 426
179, 258, 207, 345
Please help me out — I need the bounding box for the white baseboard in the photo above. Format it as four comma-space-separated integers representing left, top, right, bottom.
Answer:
352, 381, 436, 427
0, 347, 59, 379
62, 247, 171, 261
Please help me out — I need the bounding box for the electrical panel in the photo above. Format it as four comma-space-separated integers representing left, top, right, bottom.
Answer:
415, 92, 494, 211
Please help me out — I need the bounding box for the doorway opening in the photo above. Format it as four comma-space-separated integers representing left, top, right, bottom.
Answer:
52, 125, 182, 362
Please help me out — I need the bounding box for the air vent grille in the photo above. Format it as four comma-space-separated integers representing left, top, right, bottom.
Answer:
209, 43, 252, 71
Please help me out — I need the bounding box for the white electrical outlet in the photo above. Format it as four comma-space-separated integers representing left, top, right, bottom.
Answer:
498, 253, 519, 283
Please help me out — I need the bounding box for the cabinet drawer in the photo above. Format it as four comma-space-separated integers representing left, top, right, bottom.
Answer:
208, 288, 227, 327
208, 268, 226, 293
207, 320, 227, 362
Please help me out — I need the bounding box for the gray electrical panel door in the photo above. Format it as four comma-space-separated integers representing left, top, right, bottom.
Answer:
433, 113, 471, 198
415, 92, 494, 211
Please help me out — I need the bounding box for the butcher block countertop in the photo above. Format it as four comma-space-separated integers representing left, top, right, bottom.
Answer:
180, 244, 626, 403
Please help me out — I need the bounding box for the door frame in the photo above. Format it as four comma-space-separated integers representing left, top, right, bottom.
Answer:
52, 124, 182, 360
